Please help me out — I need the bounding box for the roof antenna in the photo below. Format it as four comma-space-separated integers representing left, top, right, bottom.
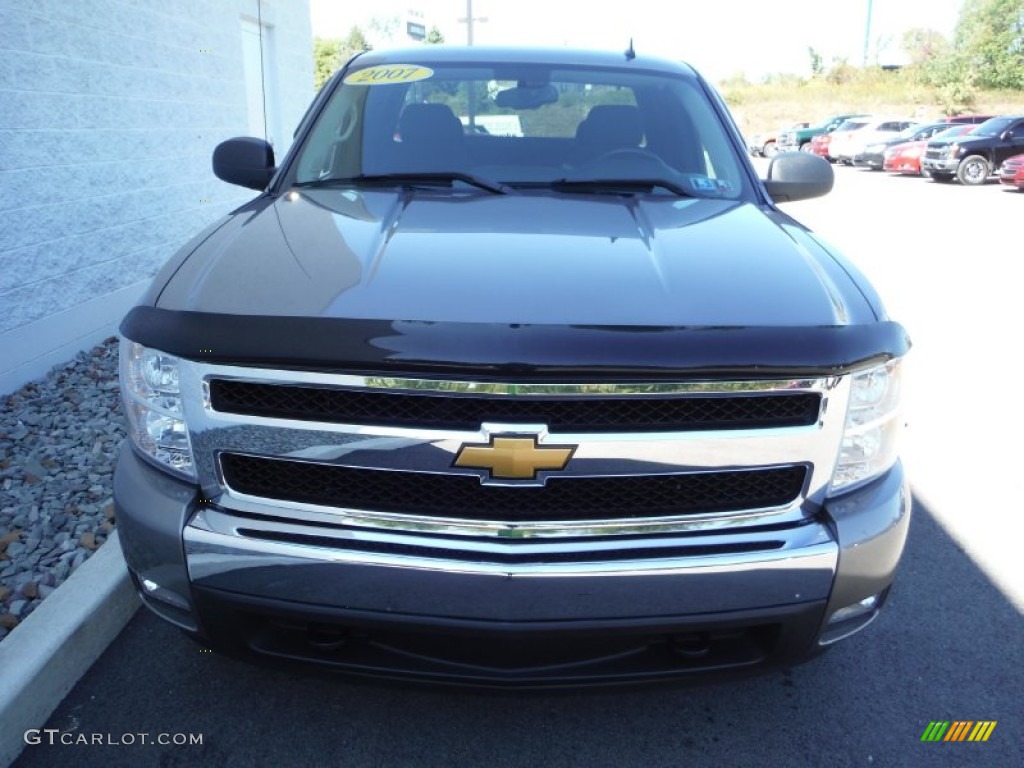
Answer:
625, 38, 636, 60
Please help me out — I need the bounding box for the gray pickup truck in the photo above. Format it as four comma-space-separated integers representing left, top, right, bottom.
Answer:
115, 46, 910, 687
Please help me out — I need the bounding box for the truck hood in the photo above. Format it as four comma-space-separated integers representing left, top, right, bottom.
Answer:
156, 187, 874, 328
928, 135, 991, 148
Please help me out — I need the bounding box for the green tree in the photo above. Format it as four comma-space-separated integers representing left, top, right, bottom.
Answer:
426, 26, 445, 44
953, 0, 1024, 89
368, 15, 401, 43
313, 27, 373, 90
313, 37, 341, 90
340, 26, 372, 60
807, 47, 824, 77
902, 28, 949, 68
826, 57, 856, 85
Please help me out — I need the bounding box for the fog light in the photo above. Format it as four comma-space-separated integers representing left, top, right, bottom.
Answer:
828, 594, 879, 624
819, 591, 886, 646
140, 577, 191, 612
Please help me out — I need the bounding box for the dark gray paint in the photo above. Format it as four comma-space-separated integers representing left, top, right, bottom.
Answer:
154, 190, 880, 327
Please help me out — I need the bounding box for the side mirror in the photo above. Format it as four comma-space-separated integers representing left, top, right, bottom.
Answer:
762, 152, 834, 203
1000, 129, 1014, 141
213, 137, 275, 190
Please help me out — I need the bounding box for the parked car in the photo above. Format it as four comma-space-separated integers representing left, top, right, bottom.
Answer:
883, 124, 977, 176
114, 45, 910, 687
998, 153, 1024, 190
830, 118, 918, 165
818, 117, 873, 162
855, 121, 968, 171
922, 115, 1024, 184
808, 118, 865, 160
777, 114, 867, 152
807, 131, 833, 158
938, 114, 996, 124
747, 122, 810, 157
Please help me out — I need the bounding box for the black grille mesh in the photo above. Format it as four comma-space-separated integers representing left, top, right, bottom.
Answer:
210, 380, 820, 433
221, 453, 807, 522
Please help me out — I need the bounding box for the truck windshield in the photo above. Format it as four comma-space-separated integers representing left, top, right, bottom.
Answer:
971, 117, 1015, 137
290, 60, 749, 199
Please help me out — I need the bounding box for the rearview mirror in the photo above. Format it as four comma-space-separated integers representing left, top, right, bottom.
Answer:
762, 152, 834, 203
493, 84, 559, 110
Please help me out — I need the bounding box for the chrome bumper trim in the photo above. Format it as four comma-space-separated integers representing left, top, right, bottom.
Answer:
184, 507, 838, 619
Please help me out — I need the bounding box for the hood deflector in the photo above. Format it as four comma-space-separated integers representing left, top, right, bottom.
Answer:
122, 306, 909, 380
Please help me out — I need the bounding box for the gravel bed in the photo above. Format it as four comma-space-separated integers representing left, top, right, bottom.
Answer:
0, 337, 124, 640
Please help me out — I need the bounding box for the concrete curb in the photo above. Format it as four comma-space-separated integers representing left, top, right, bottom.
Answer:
0, 531, 139, 767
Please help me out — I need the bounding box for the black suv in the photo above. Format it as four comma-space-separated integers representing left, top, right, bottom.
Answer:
922, 115, 1024, 184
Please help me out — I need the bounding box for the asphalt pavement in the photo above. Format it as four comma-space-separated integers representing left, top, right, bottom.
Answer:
13, 496, 1022, 768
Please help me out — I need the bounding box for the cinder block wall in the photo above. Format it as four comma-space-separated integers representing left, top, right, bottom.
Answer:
0, 0, 313, 392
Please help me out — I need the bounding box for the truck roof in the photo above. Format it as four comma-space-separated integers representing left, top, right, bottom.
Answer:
350, 45, 699, 79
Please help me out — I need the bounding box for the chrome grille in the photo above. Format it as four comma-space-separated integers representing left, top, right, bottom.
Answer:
221, 452, 808, 523
209, 379, 821, 432
181, 363, 848, 538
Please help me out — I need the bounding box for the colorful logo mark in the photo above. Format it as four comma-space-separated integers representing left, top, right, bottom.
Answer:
920, 721, 997, 742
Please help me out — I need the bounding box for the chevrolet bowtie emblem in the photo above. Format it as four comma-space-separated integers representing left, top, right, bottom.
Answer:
453, 436, 576, 480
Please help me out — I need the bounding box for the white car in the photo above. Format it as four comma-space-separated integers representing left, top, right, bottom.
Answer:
829, 118, 919, 165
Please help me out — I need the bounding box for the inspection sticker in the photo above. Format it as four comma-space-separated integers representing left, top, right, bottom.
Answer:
689, 176, 733, 193
344, 65, 433, 85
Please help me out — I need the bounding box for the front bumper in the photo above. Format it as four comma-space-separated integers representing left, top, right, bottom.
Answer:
999, 168, 1024, 187
921, 156, 960, 174
115, 444, 911, 686
853, 151, 884, 168
884, 157, 920, 174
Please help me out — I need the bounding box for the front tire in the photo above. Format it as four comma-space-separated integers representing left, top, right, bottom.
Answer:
957, 155, 990, 186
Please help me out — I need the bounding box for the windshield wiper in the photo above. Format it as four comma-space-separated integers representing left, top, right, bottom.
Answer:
530, 178, 694, 197
294, 172, 511, 195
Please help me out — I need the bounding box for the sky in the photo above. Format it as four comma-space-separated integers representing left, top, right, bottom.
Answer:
309, 0, 968, 81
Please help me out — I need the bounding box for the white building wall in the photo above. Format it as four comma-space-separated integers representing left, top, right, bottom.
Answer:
0, 0, 313, 393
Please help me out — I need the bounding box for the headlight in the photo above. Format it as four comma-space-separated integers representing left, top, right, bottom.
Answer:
947, 143, 962, 157
120, 339, 196, 480
830, 358, 904, 494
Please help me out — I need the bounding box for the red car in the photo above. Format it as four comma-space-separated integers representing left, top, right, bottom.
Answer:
999, 153, 1024, 190
883, 124, 976, 176
809, 132, 834, 159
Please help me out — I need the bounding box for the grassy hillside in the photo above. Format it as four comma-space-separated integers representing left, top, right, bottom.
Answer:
720, 71, 1024, 139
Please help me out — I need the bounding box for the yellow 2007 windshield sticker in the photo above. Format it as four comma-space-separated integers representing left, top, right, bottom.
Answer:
344, 65, 433, 85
